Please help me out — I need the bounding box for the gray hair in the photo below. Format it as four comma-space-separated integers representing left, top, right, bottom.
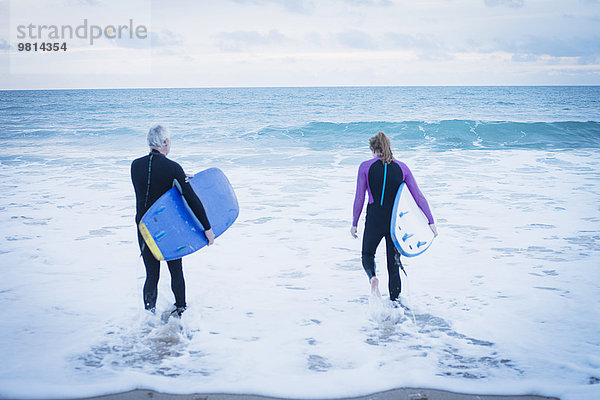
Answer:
147, 124, 170, 149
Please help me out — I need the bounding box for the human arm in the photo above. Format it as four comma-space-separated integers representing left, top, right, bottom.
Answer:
173, 166, 212, 236
398, 162, 435, 225
204, 227, 215, 245
351, 163, 368, 236
429, 223, 438, 237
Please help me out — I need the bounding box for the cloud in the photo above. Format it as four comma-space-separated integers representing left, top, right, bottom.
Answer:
511, 53, 538, 62
151, 30, 183, 47
386, 32, 452, 60
576, 55, 600, 64
65, 0, 102, 6
336, 29, 377, 49
386, 33, 440, 50
107, 32, 150, 49
466, 34, 600, 65
484, 0, 525, 7
496, 36, 600, 58
232, 0, 315, 14
215, 29, 287, 52
0, 38, 10, 51
343, 0, 392, 6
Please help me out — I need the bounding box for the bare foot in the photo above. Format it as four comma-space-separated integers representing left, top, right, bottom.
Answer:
370, 277, 381, 297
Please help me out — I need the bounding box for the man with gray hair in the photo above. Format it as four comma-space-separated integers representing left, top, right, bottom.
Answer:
131, 124, 215, 318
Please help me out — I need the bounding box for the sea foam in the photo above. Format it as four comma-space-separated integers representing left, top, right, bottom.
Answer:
0, 87, 599, 399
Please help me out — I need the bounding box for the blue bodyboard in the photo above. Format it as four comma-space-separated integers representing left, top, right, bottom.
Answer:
139, 168, 239, 261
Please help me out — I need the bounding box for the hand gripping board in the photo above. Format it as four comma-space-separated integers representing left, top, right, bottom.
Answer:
139, 168, 239, 261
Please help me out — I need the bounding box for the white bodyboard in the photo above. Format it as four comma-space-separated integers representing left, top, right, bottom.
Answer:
390, 182, 434, 257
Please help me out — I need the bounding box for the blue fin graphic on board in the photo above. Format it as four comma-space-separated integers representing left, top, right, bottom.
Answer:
155, 231, 167, 240
402, 233, 414, 242
397, 211, 408, 218
417, 241, 427, 248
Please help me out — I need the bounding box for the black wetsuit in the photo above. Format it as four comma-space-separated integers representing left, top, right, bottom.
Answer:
353, 157, 434, 302
131, 149, 211, 310
364, 159, 404, 301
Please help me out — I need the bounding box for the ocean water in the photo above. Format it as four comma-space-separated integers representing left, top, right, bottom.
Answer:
0, 86, 599, 400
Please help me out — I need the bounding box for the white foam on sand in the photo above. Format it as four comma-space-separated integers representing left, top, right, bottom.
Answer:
0, 137, 599, 400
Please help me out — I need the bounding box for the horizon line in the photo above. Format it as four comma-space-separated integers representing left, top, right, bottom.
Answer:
2, 84, 600, 91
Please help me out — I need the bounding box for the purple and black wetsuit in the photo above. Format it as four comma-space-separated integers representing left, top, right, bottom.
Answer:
353, 156, 434, 301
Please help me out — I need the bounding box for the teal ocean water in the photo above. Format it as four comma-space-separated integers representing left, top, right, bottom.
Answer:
1, 86, 599, 149
0, 87, 599, 399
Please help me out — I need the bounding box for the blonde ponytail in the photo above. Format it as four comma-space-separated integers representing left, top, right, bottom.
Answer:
369, 131, 393, 164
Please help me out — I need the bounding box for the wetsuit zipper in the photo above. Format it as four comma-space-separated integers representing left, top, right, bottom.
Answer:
380, 161, 387, 206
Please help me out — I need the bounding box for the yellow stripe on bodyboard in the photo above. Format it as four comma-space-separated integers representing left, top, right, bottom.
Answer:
138, 221, 165, 261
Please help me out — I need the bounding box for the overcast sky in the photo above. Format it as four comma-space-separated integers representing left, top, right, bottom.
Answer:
1, 0, 599, 89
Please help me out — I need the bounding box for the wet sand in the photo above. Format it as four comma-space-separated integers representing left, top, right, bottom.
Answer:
76, 388, 558, 400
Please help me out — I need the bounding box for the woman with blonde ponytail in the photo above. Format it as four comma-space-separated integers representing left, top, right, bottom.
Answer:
351, 132, 437, 302
370, 131, 394, 164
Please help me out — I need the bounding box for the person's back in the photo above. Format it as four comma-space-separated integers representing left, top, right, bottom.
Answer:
351, 132, 436, 302
132, 150, 204, 225
358, 157, 404, 224
131, 124, 214, 317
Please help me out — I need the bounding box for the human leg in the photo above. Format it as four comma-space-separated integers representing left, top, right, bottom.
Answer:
167, 258, 186, 309
361, 219, 384, 280
384, 234, 402, 301
138, 232, 160, 311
